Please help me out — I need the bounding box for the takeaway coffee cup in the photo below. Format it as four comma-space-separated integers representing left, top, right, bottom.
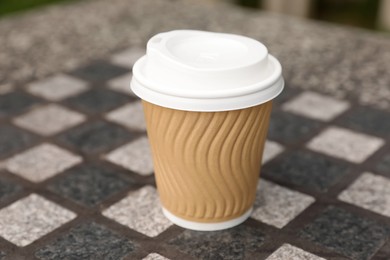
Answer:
131, 30, 283, 231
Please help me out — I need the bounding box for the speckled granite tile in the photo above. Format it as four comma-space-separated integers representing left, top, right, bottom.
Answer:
13, 104, 86, 136
110, 47, 145, 68
266, 244, 325, 260
262, 140, 284, 164
69, 62, 129, 82
107, 72, 136, 96
0, 177, 22, 202
105, 101, 146, 132
268, 110, 322, 144
263, 150, 349, 192
5, 143, 82, 182
307, 126, 385, 163
142, 253, 170, 260
252, 179, 314, 228
376, 153, 390, 176
35, 222, 135, 260
339, 172, 390, 218
0, 83, 13, 95
300, 206, 390, 260
282, 91, 350, 121
168, 225, 266, 259
26, 74, 89, 101
105, 136, 153, 176
337, 106, 390, 136
0, 125, 36, 160
0, 92, 41, 118
58, 120, 137, 154
49, 162, 135, 207
103, 186, 172, 237
0, 194, 76, 247
63, 88, 129, 114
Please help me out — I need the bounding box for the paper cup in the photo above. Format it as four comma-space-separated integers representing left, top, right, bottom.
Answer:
131, 30, 283, 230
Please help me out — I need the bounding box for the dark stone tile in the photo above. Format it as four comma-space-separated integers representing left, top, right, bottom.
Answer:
0, 125, 36, 159
337, 106, 390, 137
272, 84, 301, 107
69, 61, 129, 82
268, 110, 322, 144
168, 225, 266, 260
0, 252, 5, 259
299, 206, 390, 260
262, 150, 349, 192
58, 120, 137, 154
0, 176, 22, 202
48, 162, 136, 207
375, 153, 390, 177
0, 92, 41, 118
35, 222, 135, 259
63, 88, 129, 114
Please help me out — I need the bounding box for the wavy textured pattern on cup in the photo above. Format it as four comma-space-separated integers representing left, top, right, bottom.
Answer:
143, 101, 272, 223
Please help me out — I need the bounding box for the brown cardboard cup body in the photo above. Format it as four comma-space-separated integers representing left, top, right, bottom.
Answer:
142, 100, 272, 223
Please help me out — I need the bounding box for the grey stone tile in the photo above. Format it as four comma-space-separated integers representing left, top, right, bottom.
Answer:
64, 88, 130, 114
49, 162, 135, 207
69, 61, 129, 82
58, 120, 138, 154
339, 172, 390, 218
0, 83, 13, 95
142, 253, 170, 260
26, 74, 89, 101
0, 176, 22, 203
35, 222, 135, 260
307, 126, 385, 163
5, 143, 82, 182
0, 125, 36, 160
107, 72, 136, 96
252, 179, 314, 228
266, 244, 325, 260
0, 92, 41, 118
0, 251, 5, 259
13, 104, 86, 136
337, 106, 390, 136
262, 150, 349, 192
110, 47, 145, 68
105, 136, 153, 176
168, 225, 266, 259
105, 101, 146, 132
103, 186, 172, 237
376, 153, 390, 176
299, 206, 390, 260
282, 91, 350, 121
0, 194, 76, 247
262, 140, 284, 164
268, 110, 322, 144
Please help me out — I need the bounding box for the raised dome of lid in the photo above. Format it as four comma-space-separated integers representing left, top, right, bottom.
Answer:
163, 31, 267, 71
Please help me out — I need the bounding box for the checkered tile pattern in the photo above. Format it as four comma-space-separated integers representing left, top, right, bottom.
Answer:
0, 48, 389, 260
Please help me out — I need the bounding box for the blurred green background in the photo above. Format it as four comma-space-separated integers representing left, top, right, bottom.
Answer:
0, 0, 74, 17
238, 0, 381, 30
0, 0, 385, 31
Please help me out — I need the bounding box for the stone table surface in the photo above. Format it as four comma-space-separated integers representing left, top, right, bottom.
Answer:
0, 0, 390, 110
0, 0, 390, 259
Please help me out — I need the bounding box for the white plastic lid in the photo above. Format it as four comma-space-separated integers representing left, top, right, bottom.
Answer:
131, 30, 284, 111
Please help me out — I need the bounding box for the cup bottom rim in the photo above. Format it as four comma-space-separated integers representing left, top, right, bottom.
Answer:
162, 207, 253, 231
